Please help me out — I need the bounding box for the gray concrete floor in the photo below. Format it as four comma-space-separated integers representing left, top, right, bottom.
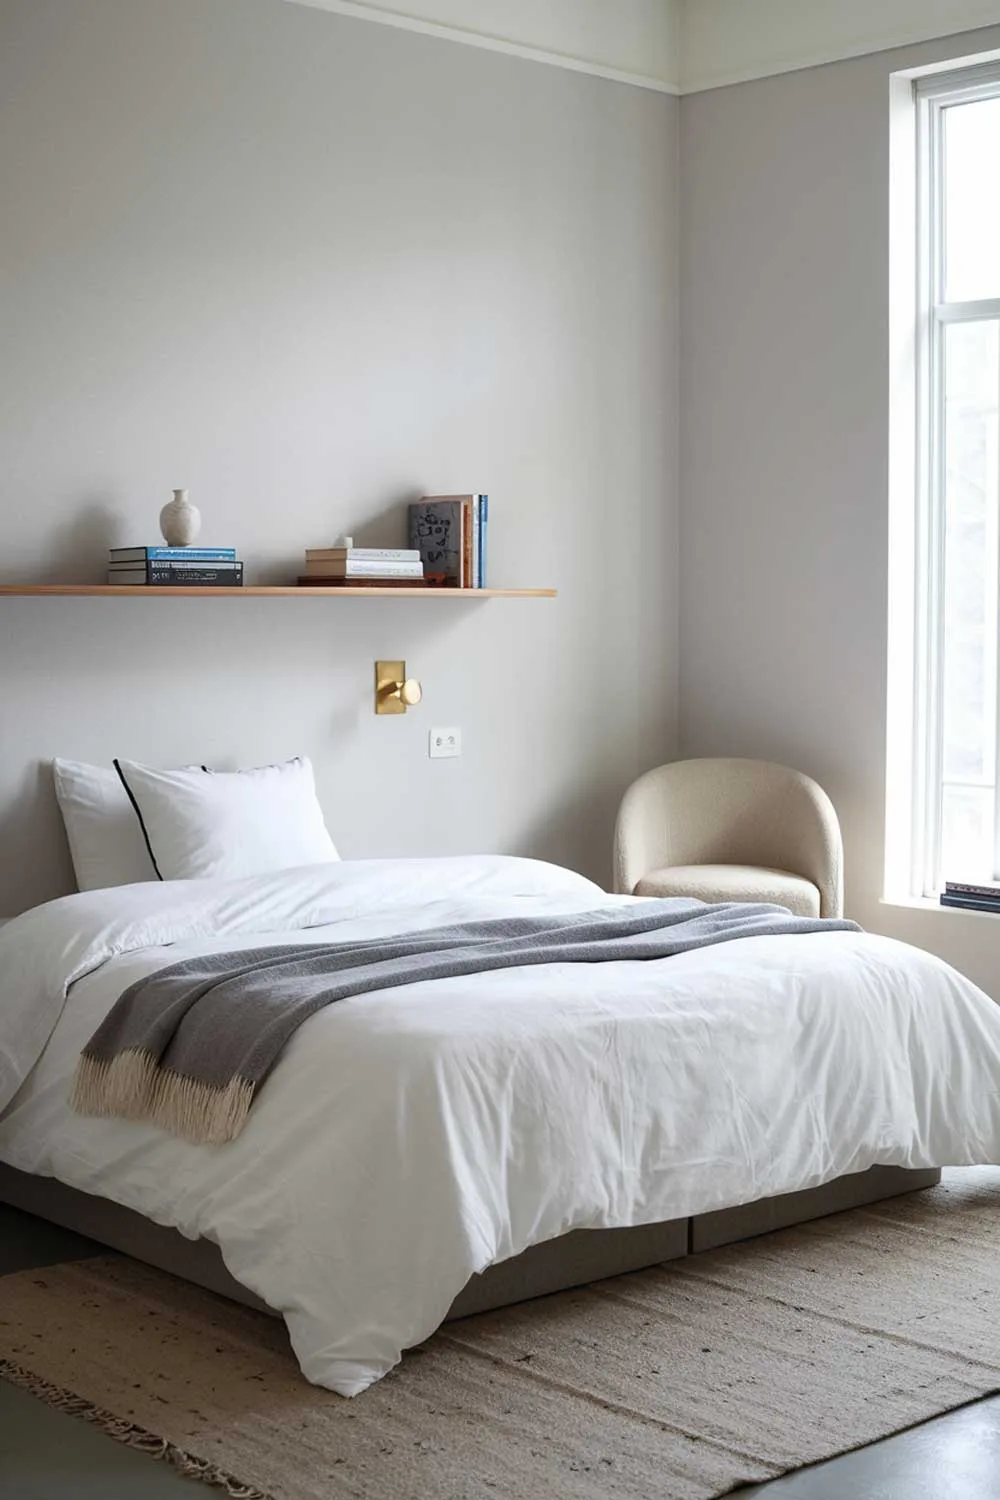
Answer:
2, 1202, 1000, 1498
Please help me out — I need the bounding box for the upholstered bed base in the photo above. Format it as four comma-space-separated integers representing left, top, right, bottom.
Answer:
0, 1163, 940, 1321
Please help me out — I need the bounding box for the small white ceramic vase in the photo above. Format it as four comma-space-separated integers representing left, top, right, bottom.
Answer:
159, 488, 202, 547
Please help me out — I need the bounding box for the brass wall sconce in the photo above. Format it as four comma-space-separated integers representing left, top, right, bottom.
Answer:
375, 660, 423, 715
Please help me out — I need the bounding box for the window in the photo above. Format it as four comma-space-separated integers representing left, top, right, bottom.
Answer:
907, 66, 1000, 896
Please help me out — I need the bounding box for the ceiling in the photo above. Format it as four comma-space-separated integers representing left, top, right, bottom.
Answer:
286, 0, 1000, 93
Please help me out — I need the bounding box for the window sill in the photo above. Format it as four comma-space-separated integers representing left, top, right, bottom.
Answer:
880, 895, 1000, 919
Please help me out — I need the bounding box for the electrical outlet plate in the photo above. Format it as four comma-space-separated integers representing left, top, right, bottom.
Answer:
429, 727, 461, 759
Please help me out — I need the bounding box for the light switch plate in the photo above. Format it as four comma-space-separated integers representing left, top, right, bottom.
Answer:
429, 727, 462, 758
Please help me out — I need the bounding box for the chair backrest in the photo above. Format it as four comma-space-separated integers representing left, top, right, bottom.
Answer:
613, 757, 844, 917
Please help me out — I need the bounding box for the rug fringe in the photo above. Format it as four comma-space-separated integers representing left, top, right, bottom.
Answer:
71, 1051, 255, 1145
0, 1357, 274, 1499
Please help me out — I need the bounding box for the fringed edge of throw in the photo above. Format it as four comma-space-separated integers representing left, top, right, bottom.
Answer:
71, 1050, 255, 1145
0, 1358, 274, 1500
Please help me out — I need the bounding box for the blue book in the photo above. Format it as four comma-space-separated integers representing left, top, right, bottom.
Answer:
478, 494, 488, 587
109, 545, 238, 562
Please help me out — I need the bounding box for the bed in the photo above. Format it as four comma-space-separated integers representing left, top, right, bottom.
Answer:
1, 852, 997, 1397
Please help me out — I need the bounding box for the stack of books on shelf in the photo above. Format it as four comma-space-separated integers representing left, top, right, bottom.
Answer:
108, 546, 244, 586
940, 880, 1000, 914
298, 546, 426, 587
408, 495, 488, 587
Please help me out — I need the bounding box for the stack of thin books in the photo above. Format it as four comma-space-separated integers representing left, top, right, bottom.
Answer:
940, 880, 1000, 914
108, 546, 244, 586
298, 546, 425, 587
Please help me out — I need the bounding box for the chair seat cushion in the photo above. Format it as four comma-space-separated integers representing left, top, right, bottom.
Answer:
635, 863, 821, 917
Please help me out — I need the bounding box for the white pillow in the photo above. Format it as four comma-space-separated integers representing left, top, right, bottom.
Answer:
54, 758, 162, 891
114, 756, 339, 881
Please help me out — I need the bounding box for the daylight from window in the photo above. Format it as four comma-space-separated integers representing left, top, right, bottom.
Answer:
944, 98, 1000, 302
919, 85, 1000, 890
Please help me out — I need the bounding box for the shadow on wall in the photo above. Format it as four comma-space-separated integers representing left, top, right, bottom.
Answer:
249, 493, 428, 586
30, 501, 122, 585
520, 775, 630, 893
0, 763, 75, 913
352, 493, 427, 550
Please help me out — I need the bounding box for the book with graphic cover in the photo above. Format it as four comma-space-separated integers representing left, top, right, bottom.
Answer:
408, 495, 489, 586
408, 498, 467, 586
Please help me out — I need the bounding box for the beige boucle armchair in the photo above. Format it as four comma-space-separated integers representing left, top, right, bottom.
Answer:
613, 758, 844, 918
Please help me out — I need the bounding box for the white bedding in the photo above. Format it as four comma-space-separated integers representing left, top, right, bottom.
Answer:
2, 855, 1000, 1396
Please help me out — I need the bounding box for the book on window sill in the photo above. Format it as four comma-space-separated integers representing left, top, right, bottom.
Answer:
943, 878, 1000, 900
108, 565, 244, 586
939, 891, 1000, 914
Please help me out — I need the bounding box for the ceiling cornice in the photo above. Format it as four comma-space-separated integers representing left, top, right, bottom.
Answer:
283, 1, 681, 94
680, 0, 1000, 94
281, 1, 1000, 96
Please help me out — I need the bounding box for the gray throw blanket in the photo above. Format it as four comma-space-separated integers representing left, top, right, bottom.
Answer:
71, 899, 860, 1145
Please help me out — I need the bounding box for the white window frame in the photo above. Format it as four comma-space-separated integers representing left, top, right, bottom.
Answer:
910, 63, 1000, 898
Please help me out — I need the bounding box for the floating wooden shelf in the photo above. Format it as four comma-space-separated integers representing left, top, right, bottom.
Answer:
0, 585, 556, 599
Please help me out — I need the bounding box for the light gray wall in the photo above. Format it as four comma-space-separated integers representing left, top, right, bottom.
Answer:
0, 0, 678, 914
679, 24, 1000, 998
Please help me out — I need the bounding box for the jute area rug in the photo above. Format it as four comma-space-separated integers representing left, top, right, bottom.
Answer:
3, 1171, 1000, 1500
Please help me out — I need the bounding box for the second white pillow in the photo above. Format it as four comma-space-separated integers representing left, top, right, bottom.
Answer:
114, 756, 340, 881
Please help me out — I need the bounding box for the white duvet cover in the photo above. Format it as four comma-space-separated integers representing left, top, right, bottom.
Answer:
3, 855, 1000, 1396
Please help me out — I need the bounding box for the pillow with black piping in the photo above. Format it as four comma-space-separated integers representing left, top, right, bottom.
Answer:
114, 755, 339, 881
54, 758, 206, 892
